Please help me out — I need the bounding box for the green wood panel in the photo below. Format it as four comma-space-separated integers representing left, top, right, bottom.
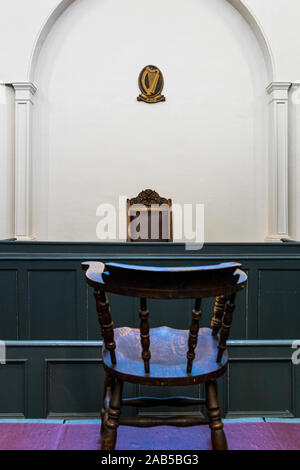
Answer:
2, 341, 298, 419
0, 241, 300, 341
146, 299, 193, 329
225, 342, 297, 418
27, 269, 78, 340
0, 242, 300, 417
258, 269, 300, 339
45, 359, 103, 418
226, 359, 294, 417
0, 360, 27, 417
0, 270, 18, 339
295, 357, 300, 418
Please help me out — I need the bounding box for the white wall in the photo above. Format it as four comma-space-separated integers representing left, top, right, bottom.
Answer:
32, 0, 268, 241
1, 0, 300, 242
0, 85, 15, 239
1, 0, 300, 83
0, 0, 60, 83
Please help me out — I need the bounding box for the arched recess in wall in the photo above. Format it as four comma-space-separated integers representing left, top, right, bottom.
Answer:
28, 0, 274, 82
27, 0, 274, 242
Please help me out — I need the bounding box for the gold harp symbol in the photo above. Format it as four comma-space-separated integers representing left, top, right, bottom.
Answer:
142, 67, 160, 96
137, 65, 165, 103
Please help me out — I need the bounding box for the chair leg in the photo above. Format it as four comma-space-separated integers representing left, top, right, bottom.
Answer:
205, 380, 228, 450
101, 378, 123, 450
100, 374, 115, 436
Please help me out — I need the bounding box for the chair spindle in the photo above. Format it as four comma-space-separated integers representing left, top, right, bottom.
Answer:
211, 296, 226, 336
187, 299, 202, 374
94, 289, 116, 364
217, 293, 236, 363
139, 298, 151, 374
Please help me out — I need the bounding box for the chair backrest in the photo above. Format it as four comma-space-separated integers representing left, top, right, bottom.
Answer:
82, 261, 247, 374
127, 189, 173, 242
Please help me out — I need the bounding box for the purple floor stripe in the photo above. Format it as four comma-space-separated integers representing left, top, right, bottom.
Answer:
0, 423, 299, 450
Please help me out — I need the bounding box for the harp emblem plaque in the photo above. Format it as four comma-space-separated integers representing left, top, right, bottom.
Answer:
137, 65, 165, 103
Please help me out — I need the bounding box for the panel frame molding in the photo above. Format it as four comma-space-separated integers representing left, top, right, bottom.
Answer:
44, 357, 103, 419
0, 358, 29, 419
26, 267, 80, 340
225, 356, 296, 418
1, 339, 298, 419
257, 267, 300, 338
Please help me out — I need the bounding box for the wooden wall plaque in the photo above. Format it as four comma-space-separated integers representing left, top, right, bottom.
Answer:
137, 65, 166, 103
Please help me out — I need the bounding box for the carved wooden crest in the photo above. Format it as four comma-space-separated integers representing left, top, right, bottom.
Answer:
127, 190, 173, 242
137, 65, 166, 103
128, 189, 170, 207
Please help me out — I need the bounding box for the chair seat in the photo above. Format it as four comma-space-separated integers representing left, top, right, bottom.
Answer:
103, 327, 228, 385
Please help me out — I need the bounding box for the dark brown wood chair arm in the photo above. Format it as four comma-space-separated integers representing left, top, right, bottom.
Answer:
81, 261, 105, 288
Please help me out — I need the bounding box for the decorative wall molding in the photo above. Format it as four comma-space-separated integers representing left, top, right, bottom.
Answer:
227, 0, 274, 83
266, 82, 292, 241
12, 83, 37, 240
29, 1, 275, 83
29, 0, 76, 82
12, 83, 37, 102
266, 82, 291, 94
1, 340, 298, 418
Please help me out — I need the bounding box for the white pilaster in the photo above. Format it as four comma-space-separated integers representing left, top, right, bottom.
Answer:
289, 82, 300, 240
266, 82, 291, 241
0, 84, 15, 240
12, 83, 37, 240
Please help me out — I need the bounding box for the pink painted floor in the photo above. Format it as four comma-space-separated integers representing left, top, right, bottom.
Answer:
0, 422, 299, 450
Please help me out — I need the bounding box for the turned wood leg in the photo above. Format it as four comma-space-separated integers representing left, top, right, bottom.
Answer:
205, 380, 227, 451
211, 296, 226, 337
100, 374, 115, 435
217, 294, 236, 363
101, 378, 123, 450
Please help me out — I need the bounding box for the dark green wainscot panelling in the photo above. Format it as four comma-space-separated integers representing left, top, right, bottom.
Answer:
0, 241, 300, 417
0, 340, 298, 419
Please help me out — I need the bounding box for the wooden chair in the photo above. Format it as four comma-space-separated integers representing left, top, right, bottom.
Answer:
82, 261, 247, 450
127, 189, 173, 242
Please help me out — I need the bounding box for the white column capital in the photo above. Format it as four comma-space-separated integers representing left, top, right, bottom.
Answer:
266, 82, 292, 92
266, 82, 291, 103
289, 82, 300, 107
12, 82, 37, 103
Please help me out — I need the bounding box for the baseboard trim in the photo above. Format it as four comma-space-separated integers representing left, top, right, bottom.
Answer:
3, 339, 296, 347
